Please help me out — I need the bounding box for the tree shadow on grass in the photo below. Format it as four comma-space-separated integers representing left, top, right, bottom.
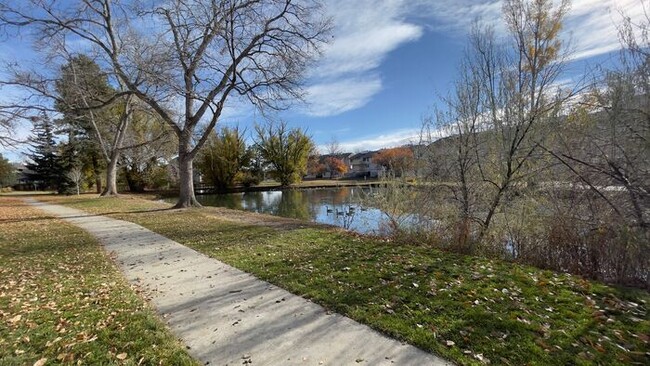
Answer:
0, 208, 173, 224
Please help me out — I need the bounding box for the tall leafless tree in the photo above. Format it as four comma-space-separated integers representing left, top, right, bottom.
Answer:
423, 0, 574, 248
425, 24, 488, 250
325, 136, 342, 155
1, 0, 330, 207
474, 0, 573, 240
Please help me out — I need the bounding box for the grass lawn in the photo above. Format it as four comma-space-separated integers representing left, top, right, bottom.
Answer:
0, 197, 198, 366
38, 194, 650, 365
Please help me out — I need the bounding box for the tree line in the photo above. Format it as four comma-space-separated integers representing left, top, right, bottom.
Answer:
0, 0, 330, 207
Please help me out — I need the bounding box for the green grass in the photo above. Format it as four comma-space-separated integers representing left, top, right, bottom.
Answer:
47, 195, 650, 365
0, 197, 198, 365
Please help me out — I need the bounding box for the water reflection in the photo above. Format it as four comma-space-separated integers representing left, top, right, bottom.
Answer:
192, 187, 394, 234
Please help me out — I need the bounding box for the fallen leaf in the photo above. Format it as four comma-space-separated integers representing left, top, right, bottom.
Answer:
116, 353, 127, 360
33, 358, 47, 366
9, 314, 22, 323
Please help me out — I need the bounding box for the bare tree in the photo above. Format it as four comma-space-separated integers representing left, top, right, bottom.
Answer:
426, 26, 487, 250
326, 136, 342, 155
545, 2, 649, 228
0, 117, 17, 148
67, 167, 84, 195
58, 53, 136, 196
474, 0, 572, 240
0, 0, 330, 208
424, 0, 574, 248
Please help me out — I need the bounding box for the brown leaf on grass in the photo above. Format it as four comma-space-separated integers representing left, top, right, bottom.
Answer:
637, 333, 649, 343
33, 358, 47, 366
45, 336, 62, 347
116, 352, 127, 360
56, 352, 74, 362
9, 314, 22, 324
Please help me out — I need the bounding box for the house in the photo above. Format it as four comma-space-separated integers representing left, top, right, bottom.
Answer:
11, 163, 37, 190
348, 151, 385, 178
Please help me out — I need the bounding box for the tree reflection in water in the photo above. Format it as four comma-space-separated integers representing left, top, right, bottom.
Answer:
192, 187, 394, 234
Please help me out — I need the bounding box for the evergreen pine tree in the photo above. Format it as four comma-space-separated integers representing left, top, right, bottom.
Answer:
25, 116, 66, 191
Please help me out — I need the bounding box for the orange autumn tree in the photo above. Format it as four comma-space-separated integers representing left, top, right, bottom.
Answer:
307, 154, 326, 177
373, 147, 414, 177
324, 157, 348, 177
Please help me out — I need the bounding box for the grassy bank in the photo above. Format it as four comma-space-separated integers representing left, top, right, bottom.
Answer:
42, 195, 650, 365
0, 197, 198, 365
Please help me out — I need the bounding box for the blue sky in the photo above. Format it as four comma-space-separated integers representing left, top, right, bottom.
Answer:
221, 0, 645, 152
0, 0, 646, 161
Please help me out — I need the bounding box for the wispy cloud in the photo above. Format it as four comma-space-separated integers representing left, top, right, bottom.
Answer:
304, 0, 646, 118
411, 0, 503, 34
305, 77, 382, 117
567, 0, 645, 60
414, 0, 646, 61
304, 0, 423, 117
323, 128, 423, 153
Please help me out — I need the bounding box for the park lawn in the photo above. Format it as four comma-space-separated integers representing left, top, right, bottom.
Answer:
47, 194, 649, 366
0, 197, 198, 366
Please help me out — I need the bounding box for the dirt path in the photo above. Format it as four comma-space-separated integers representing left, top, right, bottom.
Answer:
27, 199, 450, 366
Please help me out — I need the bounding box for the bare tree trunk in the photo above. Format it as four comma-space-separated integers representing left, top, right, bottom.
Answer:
479, 186, 507, 242
174, 135, 200, 208
102, 154, 119, 196
92, 155, 102, 194
100, 96, 132, 196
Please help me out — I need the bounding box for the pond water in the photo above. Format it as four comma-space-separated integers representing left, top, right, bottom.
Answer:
181, 187, 400, 234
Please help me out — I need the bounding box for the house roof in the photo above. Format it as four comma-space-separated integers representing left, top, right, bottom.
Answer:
319, 153, 352, 162
350, 150, 378, 160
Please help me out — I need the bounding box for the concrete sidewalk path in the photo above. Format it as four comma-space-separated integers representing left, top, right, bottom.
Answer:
28, 199, 450, 366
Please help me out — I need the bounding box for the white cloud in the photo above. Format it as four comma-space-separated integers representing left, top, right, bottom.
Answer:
304, 0, 424, 117
567, 0, 645, 60
306, 77, 382, 117
414, 0, 646, 61
304, 0, 646, 118
328, 128, 423, 153
412, 0, 504, 34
